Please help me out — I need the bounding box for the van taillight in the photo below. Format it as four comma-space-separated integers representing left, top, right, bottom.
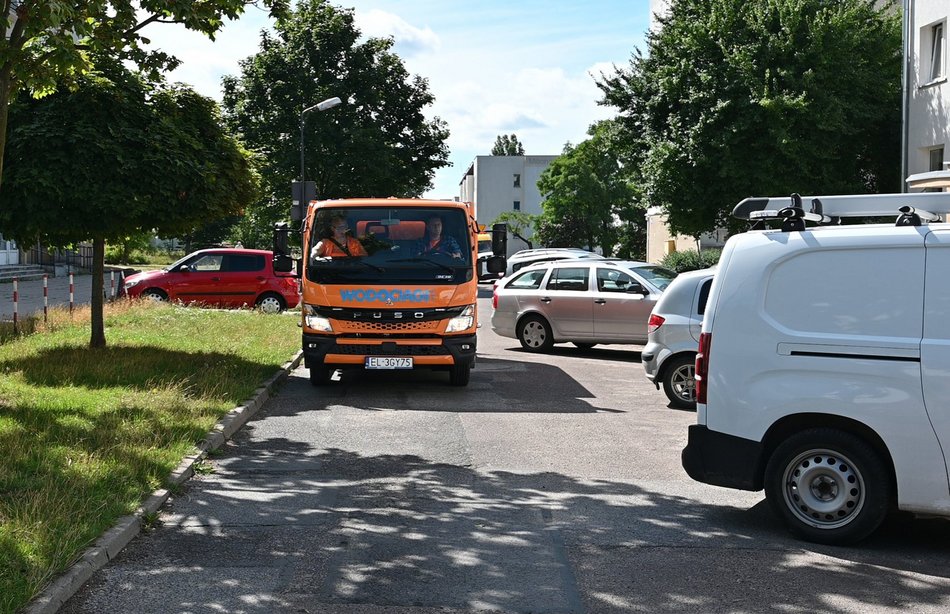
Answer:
695, 332, 711, 405
648, 314, 665, 334
492, 287, 498, 309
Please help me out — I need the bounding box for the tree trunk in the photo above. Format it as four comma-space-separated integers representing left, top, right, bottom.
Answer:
90, 237, 106, 348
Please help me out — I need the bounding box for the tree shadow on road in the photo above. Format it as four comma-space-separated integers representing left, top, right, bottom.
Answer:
62, 441, 950, 614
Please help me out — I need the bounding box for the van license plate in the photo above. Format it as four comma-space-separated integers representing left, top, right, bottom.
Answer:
365, 357, 413, 369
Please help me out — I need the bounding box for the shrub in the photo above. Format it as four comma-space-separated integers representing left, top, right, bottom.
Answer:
660, 248, 721, 273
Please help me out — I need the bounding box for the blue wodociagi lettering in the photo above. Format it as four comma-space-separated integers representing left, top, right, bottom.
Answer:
339, 289, 432, 303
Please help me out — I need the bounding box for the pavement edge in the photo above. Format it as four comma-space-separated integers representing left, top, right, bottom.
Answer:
24, 350, 305, 614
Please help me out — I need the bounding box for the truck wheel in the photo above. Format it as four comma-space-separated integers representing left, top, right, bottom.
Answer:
309, 366, 332, 386
517, 315, 553, 352
662, 354, 696, 409
764, 428, 890, 545
449, 363, 471, 386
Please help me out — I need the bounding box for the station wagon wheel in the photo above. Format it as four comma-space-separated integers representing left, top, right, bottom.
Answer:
764, 428, 890, 545
256, 292, 285, 314
141, 289, 167, 302
662, 354, 697, 409
517, 315, 554, 352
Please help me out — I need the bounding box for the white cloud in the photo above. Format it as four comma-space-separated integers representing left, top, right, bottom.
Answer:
354, 9, 440, 57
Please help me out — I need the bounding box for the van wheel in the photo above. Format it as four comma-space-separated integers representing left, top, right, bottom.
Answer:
449, 363, 471, 386
517, 315, 553, 352
764, 428, 890, 545
309, 366, 332, 386
256, 292, 285, 314
662, 354, 696, 409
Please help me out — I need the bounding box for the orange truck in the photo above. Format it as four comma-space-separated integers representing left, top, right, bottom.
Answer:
274, 198, 506, 387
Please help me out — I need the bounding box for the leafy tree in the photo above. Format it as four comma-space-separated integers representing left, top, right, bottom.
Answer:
0, 0, 286, 190
221, 0, 450, 239
535, 121, 639, 256
490, 211, 538, 250
0, 61, 258, 348
598, 0, 901, 238
491, 134, 525, 156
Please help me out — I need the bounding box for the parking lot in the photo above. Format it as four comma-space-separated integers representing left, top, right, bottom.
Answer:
62, 292, 950, 613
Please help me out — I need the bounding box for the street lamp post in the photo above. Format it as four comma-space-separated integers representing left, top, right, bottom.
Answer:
300, 96, 343, 188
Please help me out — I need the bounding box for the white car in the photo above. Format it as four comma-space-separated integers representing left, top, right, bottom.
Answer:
504, 248, 603, 277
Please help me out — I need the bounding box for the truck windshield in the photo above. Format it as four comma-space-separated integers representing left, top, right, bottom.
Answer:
307, 207, 473, 285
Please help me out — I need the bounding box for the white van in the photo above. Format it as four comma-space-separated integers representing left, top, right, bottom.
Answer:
682, 191, 950, 545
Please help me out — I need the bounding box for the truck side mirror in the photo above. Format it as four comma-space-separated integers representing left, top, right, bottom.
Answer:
272, 222, 297, 275
491, 223, 508, 256
486, 255, 506, 274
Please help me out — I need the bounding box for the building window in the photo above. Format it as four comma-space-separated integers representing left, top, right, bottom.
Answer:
513, 200, 521, 211
927, 22, 945, 82
931, 147, 945, 172
513, 174, 521, 188
932, 23, 945, 81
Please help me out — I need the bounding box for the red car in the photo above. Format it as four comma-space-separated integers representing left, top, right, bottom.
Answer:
122, 248, 299, 313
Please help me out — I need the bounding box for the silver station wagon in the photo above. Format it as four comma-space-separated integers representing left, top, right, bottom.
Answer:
491, 259, 678, 351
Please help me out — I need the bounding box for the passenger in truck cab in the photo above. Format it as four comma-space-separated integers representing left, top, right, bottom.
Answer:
414, 214, 462, 259
311, 213, 368, 259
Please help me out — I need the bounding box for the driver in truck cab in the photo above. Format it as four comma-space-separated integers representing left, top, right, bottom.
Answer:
310, 213, 367, 259
414, 214, 462, 259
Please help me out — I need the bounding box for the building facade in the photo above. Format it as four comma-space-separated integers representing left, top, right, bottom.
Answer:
459, 155, 557, 255
904, 0, 949, 185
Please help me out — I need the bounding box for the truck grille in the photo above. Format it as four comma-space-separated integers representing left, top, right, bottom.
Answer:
334, 320, 440, 333
334, 344, 448, 356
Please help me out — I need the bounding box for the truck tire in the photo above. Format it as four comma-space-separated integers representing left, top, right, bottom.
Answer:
764, 428, 891, 545
449, 363, 471, 386
662, 354, 697, 409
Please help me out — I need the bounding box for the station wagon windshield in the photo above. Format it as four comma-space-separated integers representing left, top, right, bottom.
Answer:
307, 207, 473, 285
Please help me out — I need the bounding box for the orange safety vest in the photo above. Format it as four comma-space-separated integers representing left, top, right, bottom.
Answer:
316, 236, 367, 257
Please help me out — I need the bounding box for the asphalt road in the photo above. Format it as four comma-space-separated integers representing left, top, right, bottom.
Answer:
62, 292, 950, 613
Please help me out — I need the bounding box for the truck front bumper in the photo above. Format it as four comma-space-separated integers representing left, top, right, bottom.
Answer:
303, 333, 477, 370
681, 424, 764, 491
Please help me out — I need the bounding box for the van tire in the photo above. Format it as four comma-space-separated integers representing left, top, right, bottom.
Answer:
256, 292, 285, 314
517, 315, 554, 352
449, 363, 471, 386
662, 354, 697, 409
764, 428, 890, 545
309, 365, 332, 386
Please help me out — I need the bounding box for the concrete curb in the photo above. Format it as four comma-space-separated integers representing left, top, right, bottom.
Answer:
24, 350, 305, 614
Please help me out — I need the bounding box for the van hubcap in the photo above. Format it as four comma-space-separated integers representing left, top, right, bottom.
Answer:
258, 297, 282, 314
783, 449, 864, 529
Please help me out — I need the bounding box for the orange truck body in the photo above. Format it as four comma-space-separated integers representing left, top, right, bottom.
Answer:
299, 198, 481, 386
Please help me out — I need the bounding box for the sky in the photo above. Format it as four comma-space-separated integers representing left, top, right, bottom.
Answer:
141, 0, 652, 199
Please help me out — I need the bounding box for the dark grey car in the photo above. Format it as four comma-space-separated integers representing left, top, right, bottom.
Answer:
491, 259, 677, 351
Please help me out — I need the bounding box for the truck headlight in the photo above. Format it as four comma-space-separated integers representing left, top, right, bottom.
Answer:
304, 305, 333, 332
445, 304, 475, 333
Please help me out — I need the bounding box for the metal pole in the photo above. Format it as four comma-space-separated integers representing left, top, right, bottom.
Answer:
43, 274, 48, 324
69, 273, 74, 314
12, 278, 18, 333
300, 110, 306, 184
110, 271, 115, 301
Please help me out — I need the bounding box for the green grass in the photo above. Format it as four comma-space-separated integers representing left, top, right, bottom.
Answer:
0, 301, 299, 614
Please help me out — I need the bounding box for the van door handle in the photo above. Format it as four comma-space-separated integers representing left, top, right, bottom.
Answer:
256, 276, 266, 281
594, 298, 607, 304
540, 297, 551, 303
211, 277, 220, 282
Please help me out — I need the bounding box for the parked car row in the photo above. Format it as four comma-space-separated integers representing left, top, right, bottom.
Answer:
123, 248, 299, 313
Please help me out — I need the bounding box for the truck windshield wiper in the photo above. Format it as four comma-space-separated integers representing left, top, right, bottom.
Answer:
390, 257, 456, 273
350, 259, 386, 273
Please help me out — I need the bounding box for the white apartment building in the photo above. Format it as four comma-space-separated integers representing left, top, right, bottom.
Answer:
904, 0, 949, 186
459, 155, 557, 255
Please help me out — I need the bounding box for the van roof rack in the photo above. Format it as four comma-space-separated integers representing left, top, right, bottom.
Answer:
733, 192, 950, 231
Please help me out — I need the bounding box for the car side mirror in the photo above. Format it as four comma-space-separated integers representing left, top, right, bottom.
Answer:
627, 282, 648, 295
